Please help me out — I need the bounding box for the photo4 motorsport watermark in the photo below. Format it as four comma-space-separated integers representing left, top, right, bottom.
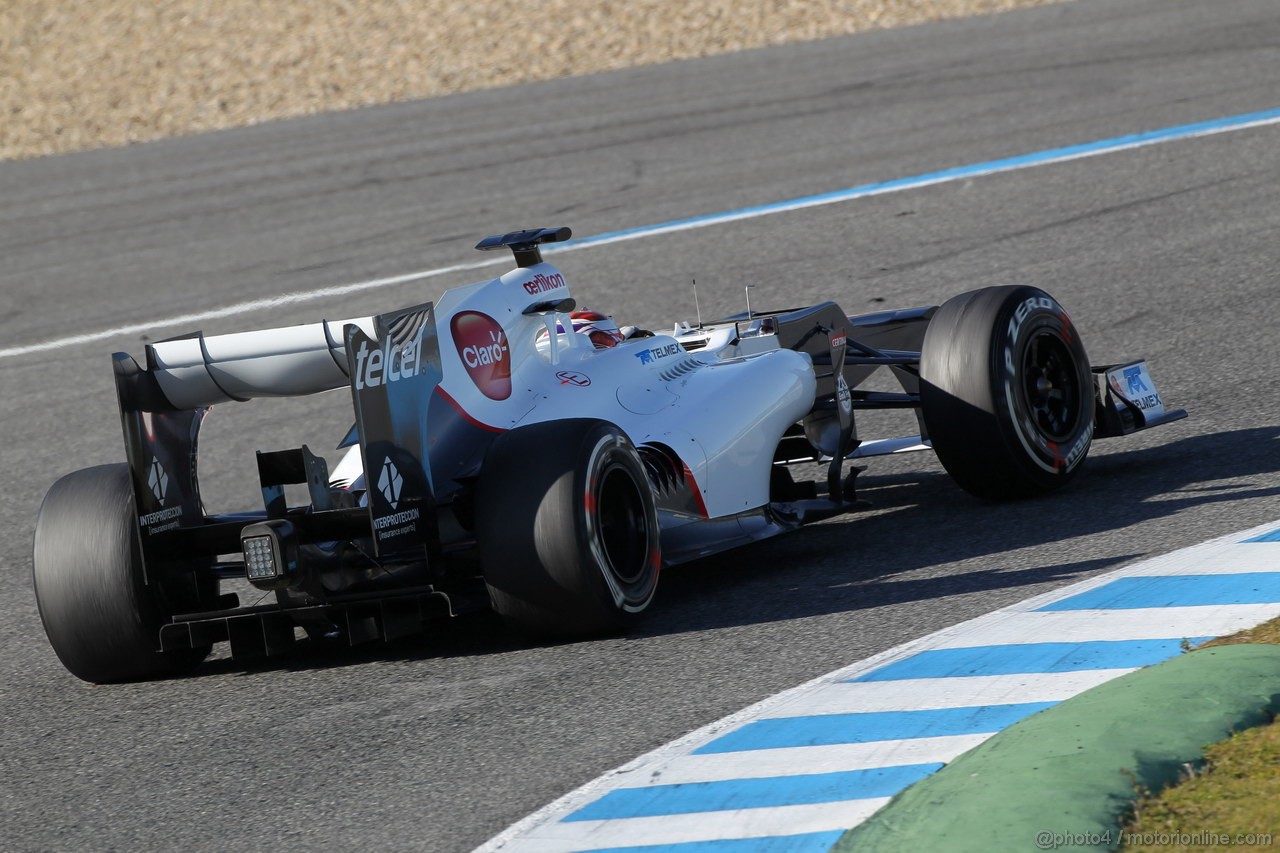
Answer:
1036, 830, 1273, 849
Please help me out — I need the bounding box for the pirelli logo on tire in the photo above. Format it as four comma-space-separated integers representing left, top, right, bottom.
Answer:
1002, 293, 1091, 475
921, 284, 1096, 501
1003, 295, 1057, 374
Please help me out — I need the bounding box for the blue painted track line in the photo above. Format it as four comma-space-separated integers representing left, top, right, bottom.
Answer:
849, 638, 1209, 682
565, 764, 942, 822
1038, 572, 1280, 611
693, 703, 1054, 754
582, 830, 846, 853
548, 108, 1280, 252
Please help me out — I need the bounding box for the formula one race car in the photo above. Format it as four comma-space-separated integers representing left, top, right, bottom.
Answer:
33, 227, 1185, 683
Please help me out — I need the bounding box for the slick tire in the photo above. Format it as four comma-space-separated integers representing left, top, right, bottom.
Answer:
920, 285, 1094, 501
33, 464, 209, 683
476, 419, 661, 638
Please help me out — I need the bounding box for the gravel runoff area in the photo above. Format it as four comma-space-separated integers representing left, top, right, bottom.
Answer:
2, 0, 1065, 162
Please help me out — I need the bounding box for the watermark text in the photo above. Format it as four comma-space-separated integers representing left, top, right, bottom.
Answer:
1035, 830, 1272, 849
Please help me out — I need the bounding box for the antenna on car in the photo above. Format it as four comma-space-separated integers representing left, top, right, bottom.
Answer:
745, 284, 755, 319
692, 278, 702, 329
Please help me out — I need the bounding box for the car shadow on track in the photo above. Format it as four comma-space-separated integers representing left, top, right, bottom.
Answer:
636, 425, 1280, 635
192, 426, 1280, 676
185, 592, 536, 677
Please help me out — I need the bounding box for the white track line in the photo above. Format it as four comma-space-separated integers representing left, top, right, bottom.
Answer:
632, 735, 992, 786
504, 800, 893, 853
762, 670, 1134, 718
923, 604, 1280, 647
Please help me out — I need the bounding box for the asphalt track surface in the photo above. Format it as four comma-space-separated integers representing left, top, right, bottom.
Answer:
2, 0, 1279, 849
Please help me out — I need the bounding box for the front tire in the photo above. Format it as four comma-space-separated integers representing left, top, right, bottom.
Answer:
920, 285, 1094, 500
33, 464, 210, 683
476, 419, 661, 637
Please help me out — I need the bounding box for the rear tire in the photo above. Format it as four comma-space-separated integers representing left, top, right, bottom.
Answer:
476, 419, 660, 637
33, 464, 210, 683
920, 285, 1094, 500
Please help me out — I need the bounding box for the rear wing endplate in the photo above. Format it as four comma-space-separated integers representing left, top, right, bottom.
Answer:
344, 302, 443, 559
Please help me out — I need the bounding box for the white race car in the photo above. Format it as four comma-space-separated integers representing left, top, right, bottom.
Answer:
32, 227, 1184, 683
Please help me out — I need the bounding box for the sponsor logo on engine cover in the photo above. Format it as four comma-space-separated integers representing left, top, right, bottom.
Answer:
556, 371, 591, 386
635, 343, 682, 365
353, 323, 428, 390
451, 311, 512, 400
522, 271, 566, 295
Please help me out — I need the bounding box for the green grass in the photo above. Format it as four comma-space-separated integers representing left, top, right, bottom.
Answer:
1118, 617, 1280, 852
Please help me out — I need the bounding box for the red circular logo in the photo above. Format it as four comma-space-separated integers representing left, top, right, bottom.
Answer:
450, 311, 511, 400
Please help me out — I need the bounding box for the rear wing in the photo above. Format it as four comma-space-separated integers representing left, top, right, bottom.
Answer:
112, 302, 444, 580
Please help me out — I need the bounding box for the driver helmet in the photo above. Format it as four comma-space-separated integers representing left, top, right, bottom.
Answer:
570, 310, 624, 348
537, 309, 625, 351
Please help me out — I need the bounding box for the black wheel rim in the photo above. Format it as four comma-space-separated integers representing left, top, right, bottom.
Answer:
1021, 330, 1081, 440
595, 463, 649, 587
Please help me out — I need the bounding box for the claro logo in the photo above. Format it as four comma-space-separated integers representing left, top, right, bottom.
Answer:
451, 311, 511, 400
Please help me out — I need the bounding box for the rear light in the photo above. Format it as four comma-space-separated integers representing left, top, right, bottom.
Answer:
239, 520, 298, 590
